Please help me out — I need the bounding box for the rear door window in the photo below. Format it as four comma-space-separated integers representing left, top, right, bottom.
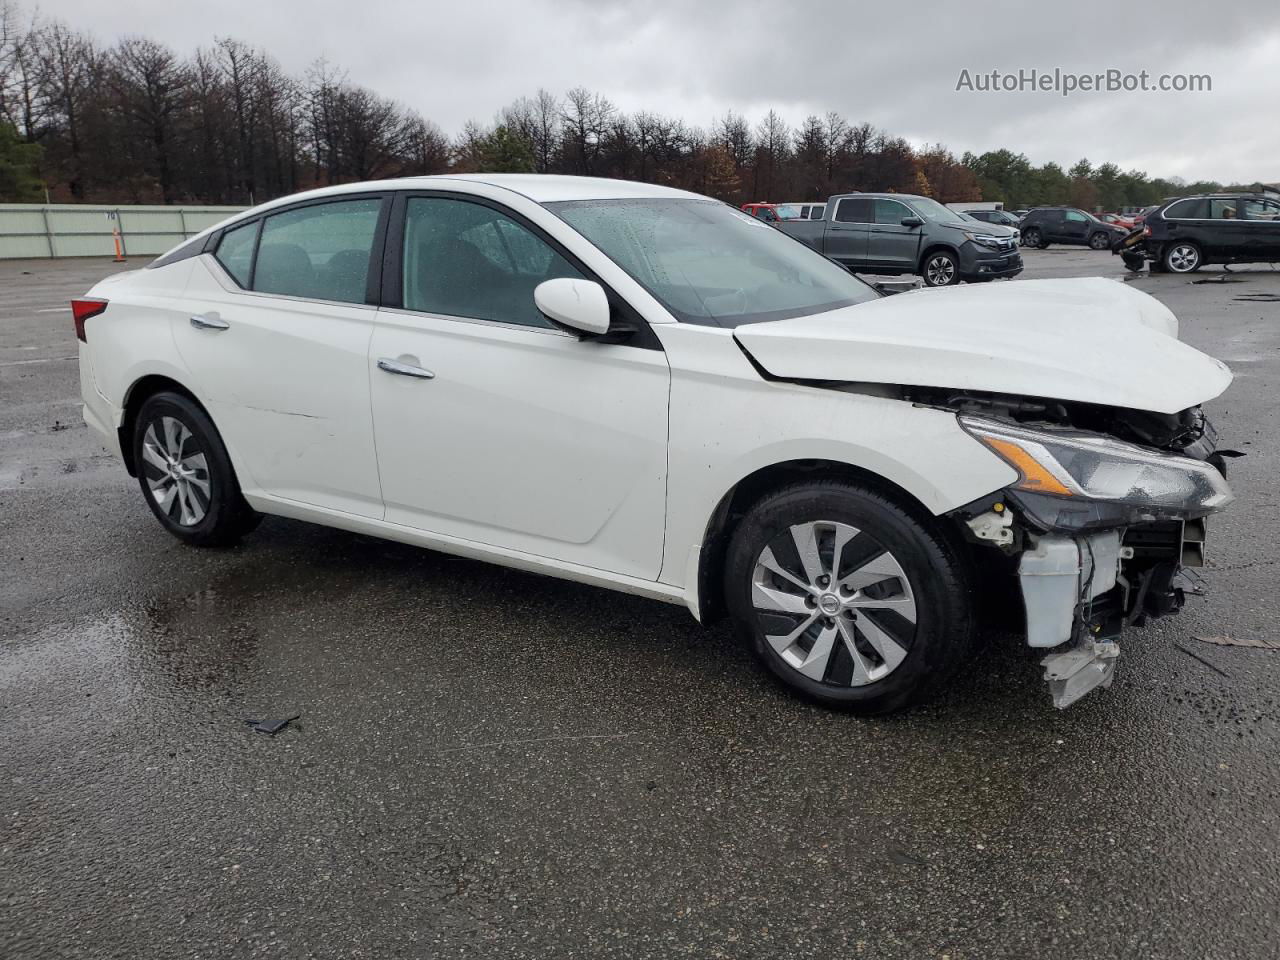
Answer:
253, 198, 382, 304
1207, 199, 1240, 219
1164, 198, 1209, 219
834, 198, 873, 223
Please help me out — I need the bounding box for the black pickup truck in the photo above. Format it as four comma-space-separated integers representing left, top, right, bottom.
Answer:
775, 192, 1022, 286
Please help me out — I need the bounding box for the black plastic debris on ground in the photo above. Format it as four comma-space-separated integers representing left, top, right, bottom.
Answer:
244, 713, 301, 736
1234, 293, 1280, 302
1172, 643, 1230, 678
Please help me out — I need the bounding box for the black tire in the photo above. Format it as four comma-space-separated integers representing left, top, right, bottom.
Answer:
921, 249, 961, 287
1088, 231, 1111, 250
1022, 227, 1043, 248
723, 481, 974, 714
132, 391, 260, 546
1162, 241, 1202, 273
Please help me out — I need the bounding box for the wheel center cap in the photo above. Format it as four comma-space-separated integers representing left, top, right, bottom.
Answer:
818, 593, 841, 615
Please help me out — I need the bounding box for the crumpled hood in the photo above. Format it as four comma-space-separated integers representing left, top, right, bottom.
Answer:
734, 278, 1232, 414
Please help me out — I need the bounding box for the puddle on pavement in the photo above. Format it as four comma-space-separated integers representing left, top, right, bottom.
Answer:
1, 588, 262, 707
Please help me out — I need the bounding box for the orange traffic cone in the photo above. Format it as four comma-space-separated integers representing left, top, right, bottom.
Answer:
111, 226, 127, 263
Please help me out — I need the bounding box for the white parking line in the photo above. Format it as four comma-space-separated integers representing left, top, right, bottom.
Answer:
36, 308, 68, 313
0, 356, 77, 367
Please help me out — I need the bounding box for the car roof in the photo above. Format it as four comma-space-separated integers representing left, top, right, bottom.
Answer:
166, 175, 717, 254
237, 174, 708, 219
1173, 192, 1272, 200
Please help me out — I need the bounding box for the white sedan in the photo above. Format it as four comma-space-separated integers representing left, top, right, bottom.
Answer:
74, 175, 1234, 712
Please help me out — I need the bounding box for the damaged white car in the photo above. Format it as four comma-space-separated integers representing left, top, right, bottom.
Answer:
73, 175, 1234, 712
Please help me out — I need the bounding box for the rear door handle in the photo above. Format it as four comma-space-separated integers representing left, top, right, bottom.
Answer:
190, 314, 229, 331
377, 357, 435, 380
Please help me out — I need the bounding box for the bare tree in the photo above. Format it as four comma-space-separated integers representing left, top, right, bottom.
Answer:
754, 109, 789, 200
110, 36, 190, 203
32, 20, 96, 198
561, 87, 614, 175
822, 111, 849, 188
402, 113, 449, 174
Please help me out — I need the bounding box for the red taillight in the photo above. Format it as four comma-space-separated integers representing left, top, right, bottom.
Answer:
71, 298, 108, 342
1143, 226, 1152, 237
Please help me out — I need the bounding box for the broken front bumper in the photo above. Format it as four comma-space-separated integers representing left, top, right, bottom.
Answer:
1016, 519, 1207, 708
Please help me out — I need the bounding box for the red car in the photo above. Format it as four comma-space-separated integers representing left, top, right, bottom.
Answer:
741, 202, 782, 222
1100, 213, 1136, 230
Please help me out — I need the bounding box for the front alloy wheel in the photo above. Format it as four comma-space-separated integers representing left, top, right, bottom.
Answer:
1164, 242, 1202, 273
724, 482, 974, 713
752, 521, 917, 686
923, 252, 959, 286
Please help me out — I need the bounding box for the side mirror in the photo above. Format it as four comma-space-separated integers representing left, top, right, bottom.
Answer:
534, 278, 611, 337
900, 216, 924, 228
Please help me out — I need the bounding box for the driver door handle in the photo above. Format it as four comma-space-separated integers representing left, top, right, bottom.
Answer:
189, 314, 229, 331
377, 357, 435, 380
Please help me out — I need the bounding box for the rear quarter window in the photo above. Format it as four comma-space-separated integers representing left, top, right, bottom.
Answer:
214, 220, 259, 288
1164, 198, 1210, 219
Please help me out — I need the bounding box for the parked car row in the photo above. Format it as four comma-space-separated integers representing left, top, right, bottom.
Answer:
742, 202, 827, 222
1018, 207, 1128, 250
776, 193, 1022, 286
753, 190, 1280, 277
961, 208, 1022, 229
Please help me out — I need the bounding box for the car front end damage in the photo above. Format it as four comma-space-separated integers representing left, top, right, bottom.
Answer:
948, 401, 1235, 708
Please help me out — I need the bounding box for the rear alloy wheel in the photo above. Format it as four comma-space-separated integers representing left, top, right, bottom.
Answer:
133, 392, 260, 546
1021, 227, 1043, 248
1163, 242, 1202, 273
142, 415, 211, 527
1088, 231, 1111, 250
725, 482, 973, 713
922, 251, 960, 286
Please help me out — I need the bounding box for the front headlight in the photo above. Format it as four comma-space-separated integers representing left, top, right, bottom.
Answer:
960, 416, 1232, 514
963, 232, 1002, 249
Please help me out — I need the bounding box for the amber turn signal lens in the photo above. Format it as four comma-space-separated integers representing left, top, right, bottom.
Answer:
983, 437, 1074, 497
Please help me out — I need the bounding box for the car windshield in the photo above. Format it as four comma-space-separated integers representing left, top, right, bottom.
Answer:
548, 198, 878, 326
905, 196, 966, 223
773, 204, 803, 219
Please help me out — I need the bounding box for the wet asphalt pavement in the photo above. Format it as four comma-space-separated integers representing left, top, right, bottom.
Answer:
2, 250, 1279, 959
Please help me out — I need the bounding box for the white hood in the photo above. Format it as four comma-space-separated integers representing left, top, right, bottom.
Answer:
734, 278, 1232, 415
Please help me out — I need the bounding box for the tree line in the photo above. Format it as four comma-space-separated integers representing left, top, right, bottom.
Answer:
0, 2, 1259, 210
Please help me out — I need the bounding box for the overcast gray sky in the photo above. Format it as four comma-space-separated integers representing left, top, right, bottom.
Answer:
40, 0, 1280, 182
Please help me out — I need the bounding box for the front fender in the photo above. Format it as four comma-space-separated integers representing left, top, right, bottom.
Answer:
658, 367, 1018, 591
